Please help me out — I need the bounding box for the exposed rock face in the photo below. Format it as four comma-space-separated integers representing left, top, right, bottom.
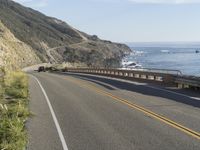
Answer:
0, 0, 131, 69
0, 21, 41, 70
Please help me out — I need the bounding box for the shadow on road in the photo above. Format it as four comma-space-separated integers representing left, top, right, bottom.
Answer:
53, 72, 200, 108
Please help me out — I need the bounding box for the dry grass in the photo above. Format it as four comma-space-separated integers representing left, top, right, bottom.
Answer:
0, 71, 29, 150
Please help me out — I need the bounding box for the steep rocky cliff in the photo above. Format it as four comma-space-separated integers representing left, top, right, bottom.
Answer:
0, 21, 41, 70
0, 0, 131, 69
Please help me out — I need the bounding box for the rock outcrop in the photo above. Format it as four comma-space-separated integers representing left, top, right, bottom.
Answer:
0, 0, 131, 69
0, 21, 41, 70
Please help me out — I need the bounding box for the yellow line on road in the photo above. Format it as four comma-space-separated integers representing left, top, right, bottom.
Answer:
66, 76, 200, 140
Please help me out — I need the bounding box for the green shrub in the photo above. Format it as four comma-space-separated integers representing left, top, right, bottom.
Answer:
0, 71, 29, 150
4, 71, 28, 98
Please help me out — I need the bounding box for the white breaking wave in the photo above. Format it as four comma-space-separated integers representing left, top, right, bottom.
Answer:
161, 50, 170, 53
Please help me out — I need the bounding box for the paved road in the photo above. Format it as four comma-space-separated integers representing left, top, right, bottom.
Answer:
27, 72, 200, 150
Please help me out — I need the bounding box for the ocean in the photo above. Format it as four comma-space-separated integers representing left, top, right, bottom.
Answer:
127, 47, 200, 76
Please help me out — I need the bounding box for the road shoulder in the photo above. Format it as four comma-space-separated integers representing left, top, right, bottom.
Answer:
27, 75, 63, 150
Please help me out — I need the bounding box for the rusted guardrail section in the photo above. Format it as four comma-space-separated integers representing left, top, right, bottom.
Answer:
64, 68, 179, 84
62, 68, 200, 89
141, 68, 182, 75
175, 75, 200, 89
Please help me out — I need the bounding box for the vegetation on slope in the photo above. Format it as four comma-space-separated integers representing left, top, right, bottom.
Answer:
0, 21, 41, 70
0, 0, 131, 67
0, 0, 82, 49
0, 70, 29, 150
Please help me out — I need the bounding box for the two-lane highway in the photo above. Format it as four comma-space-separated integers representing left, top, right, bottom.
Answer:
27, 72, 200, 150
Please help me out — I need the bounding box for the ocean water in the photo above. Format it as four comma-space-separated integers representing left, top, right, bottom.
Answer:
128, 47, 200, 76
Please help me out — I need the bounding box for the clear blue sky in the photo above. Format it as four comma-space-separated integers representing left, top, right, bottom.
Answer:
14, 0, 200, 43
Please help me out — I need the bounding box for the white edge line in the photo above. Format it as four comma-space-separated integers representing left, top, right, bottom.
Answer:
30, 75, 69, 150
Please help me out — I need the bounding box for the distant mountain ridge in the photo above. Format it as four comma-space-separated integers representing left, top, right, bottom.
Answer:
0, 0, 131, 69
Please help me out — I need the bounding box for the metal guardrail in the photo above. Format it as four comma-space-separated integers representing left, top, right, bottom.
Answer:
50, 66, 200, 90
61, 67, 199, 89
64, 68, 177, 84
175, 75, 200, 88
141, 68, 182, 75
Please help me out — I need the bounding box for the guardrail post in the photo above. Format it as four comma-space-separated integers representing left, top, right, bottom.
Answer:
63, 68, 200, 88
162, 75, 175, 85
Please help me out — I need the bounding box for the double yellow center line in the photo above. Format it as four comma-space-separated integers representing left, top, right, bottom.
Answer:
66, 76, 200, 140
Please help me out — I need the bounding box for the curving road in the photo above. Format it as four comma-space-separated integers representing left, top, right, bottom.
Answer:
27, 72, 200, 150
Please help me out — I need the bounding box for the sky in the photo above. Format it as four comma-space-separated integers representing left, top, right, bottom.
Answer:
13, 0, 200, 43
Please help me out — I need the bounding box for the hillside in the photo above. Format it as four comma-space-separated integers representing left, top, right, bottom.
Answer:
0, 0, 131, 68
0, 21, 41, 70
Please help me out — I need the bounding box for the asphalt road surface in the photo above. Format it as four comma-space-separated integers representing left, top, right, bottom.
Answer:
27, 72, 200, 150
